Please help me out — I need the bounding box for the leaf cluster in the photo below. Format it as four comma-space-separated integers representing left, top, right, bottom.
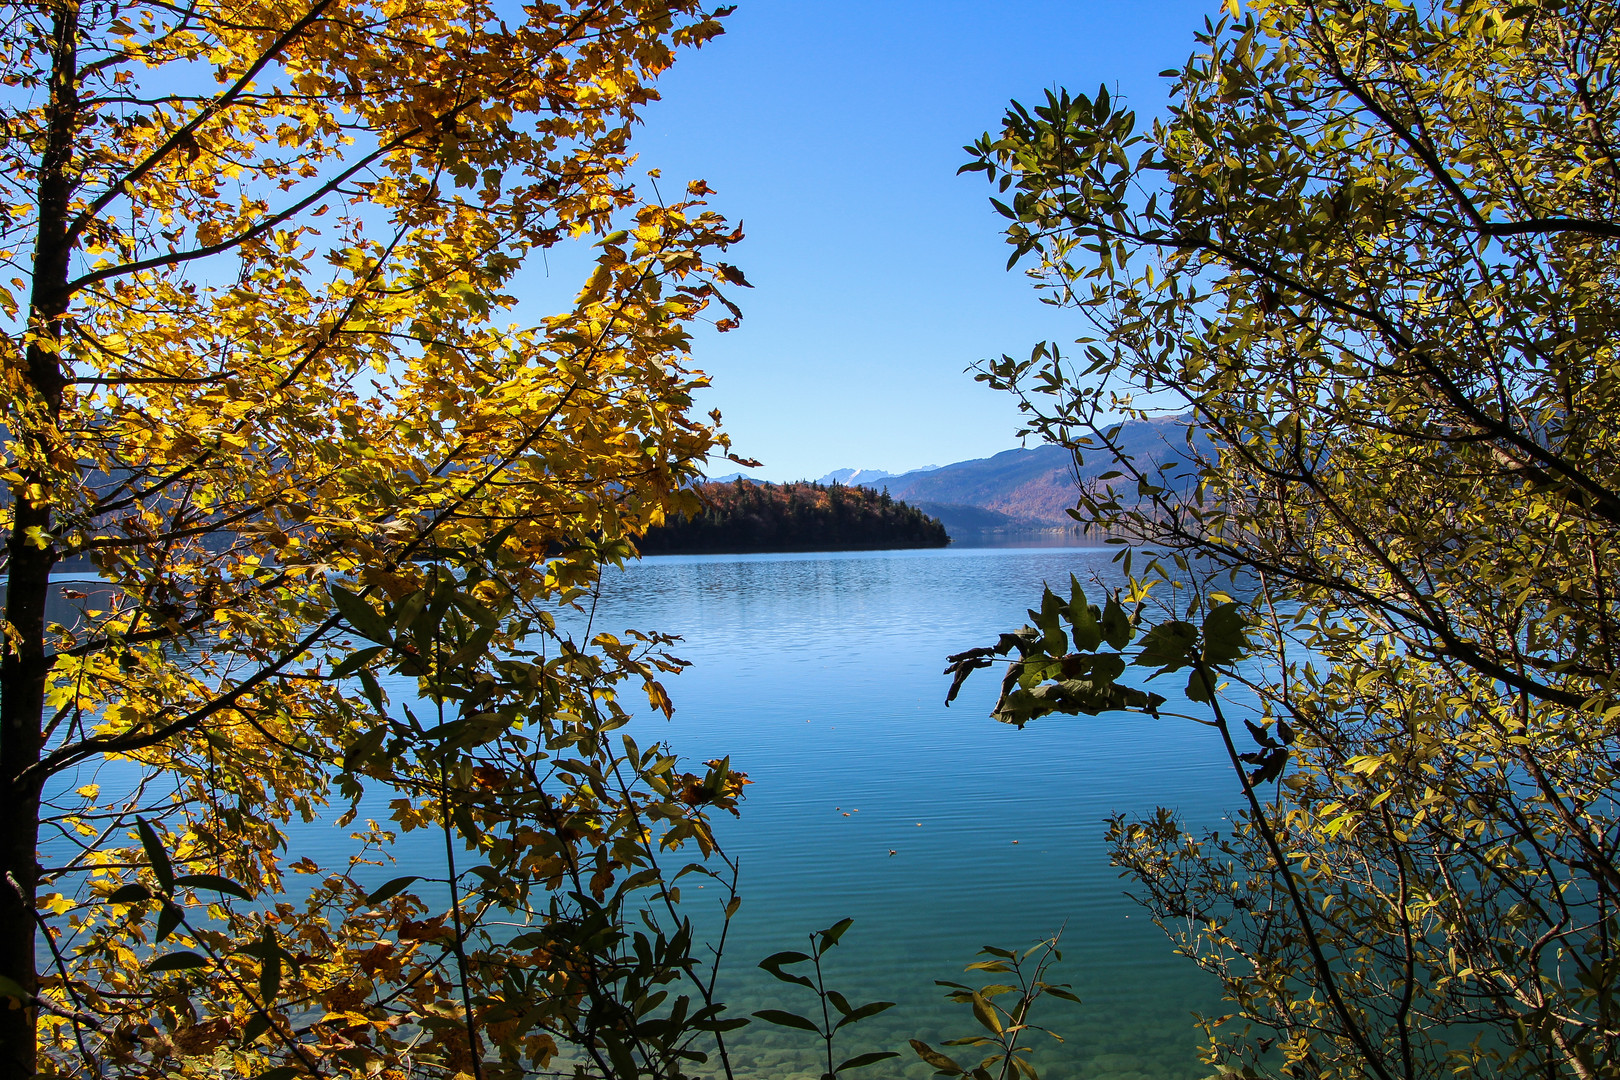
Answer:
945, 574, 1257, 728
752, 919, 900, 1080
1, 1, 760, 1077
958, 0, 1620, 1076
909, 936, 1077, 1080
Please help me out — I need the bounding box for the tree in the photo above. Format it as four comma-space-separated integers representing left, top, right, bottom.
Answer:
0, 1, 756, 1076
951, 0, 1620, 1076
635, 480, 950, 554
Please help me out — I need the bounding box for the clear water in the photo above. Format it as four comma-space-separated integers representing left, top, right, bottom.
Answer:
40, 546, 1239, 1080
566, 546, 1235, 1080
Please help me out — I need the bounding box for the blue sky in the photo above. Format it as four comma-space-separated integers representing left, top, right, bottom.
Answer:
631, 2, 1215, 481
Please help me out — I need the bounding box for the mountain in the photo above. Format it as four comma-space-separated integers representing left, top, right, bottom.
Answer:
815, 467, 892, 486
700, 415, 1205, 536
868, 416, 1206, 528
905, 501, 1026, 535
813, 465, 944, 486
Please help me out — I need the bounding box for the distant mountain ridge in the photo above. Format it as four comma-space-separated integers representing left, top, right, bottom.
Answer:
814, 465, 941, 486
706, 416, 1205, 537
835, 416, 1206, 530
875, 443, 1077, 525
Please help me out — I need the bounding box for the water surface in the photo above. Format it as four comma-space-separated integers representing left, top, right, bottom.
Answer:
573, 546, 1237, 1080
38, 546, 1241, 1079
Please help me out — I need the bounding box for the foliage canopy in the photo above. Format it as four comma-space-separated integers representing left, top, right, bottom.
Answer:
956, 0, 1620, 1077
0, 1, 756, 1076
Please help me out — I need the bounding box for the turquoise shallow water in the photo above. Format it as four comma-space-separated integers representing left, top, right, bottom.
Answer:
39, 546, 1240, 1079
566, 546, 1236, 1080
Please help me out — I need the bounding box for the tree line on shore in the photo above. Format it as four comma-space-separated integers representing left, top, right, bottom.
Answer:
636, 479, 950, 554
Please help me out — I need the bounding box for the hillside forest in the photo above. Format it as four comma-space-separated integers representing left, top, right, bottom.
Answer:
637, 480, 950, 554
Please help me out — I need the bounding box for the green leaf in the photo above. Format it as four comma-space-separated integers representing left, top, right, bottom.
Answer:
833, 1000, 895, 1030
0, 974, 26, 1000
1025, 938, 1059, 960
971, 990, 1003, 1034
365, 876, 422, 904
333, 1047, 371, 1068
357, 668, 385, 713
446, 622, 497, 668
1100, 594, 1133, 649
173, 873, 252, 901
1133, 621, 1198, 671
452, 590, 501, 629
330, 645, 385, 680
329, 586, 390, 642
342, 726, 387, 772
603, 1026, 638, 1080
108, 882, 151, 904
259, 925, 282, 1003
136, 817, 173, 894
1065, 576, 1102, 652
1186, 666, 1215, 703
911, 1039, 965, 1075
394, 589, 429, 633
752, 1008, 821, 1033
697, 1015, 751, 1033
1202, 602, 1251, 665
759, 951, 814, 988
838, 1051, 901, 1072
1029, 587, 1068, 656
242, 1011, 272, 1043
155, 901, 183, 943
147, 951, 209, 973
817, 916, 855, 954
1008, 673, 1162, 720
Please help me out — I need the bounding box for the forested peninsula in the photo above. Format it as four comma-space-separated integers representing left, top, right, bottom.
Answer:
638, 479, 950, 554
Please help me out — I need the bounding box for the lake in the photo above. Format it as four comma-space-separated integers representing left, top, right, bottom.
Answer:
571, 545, 1237, 1080
39, 544, 1239, 1080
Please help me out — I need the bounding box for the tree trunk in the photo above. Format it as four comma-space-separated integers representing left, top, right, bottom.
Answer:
2, 3, 77, 1073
